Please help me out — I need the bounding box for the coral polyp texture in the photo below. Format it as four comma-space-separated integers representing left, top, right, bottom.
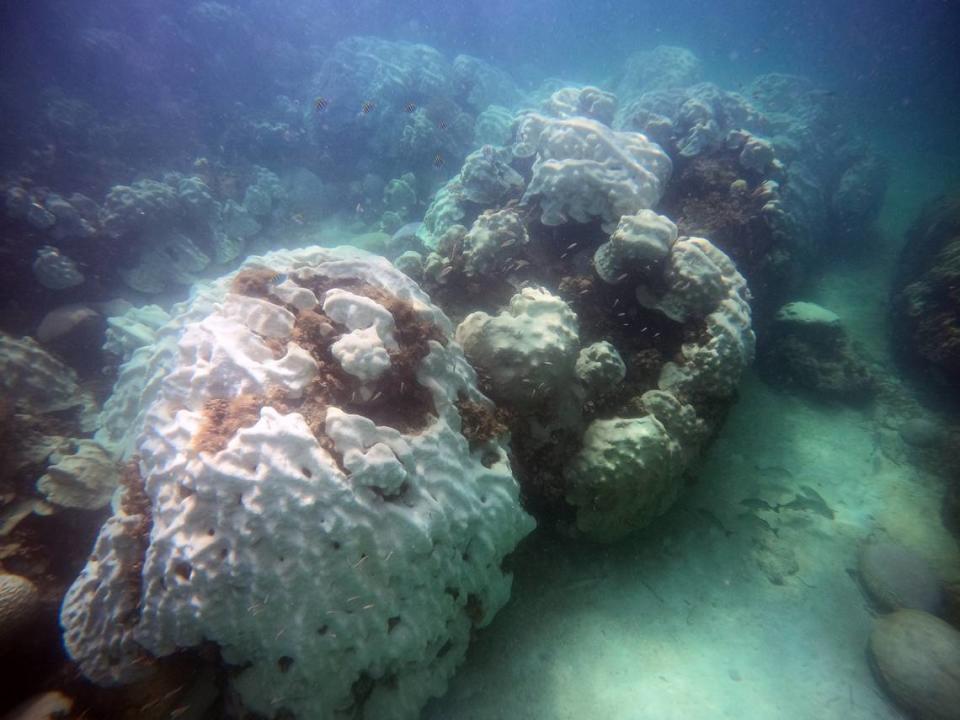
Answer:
513, 112, 672, 232
61, 246, 535, 720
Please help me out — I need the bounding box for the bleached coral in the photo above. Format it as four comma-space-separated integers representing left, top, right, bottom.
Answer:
593, 210, 678, 284
462, 208, 529, 277
474, 105, 515, 147
418, 180, 467, 249
650, 237, 756, 398
574, 341, 626, 395
100, 179, 178, 239
459, 146, 524, 205
455, 287, 579, 407
512, 112, 672, 232
616, 45, 703, 98
103, 305, 171, 362
564, 416, 683, 542
543, 86, 618, 125
62, 246, 533, 720
0, 334, 97, 429
36, 439, 118, 510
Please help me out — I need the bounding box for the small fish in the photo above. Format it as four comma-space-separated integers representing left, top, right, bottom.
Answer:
355, 202, 365, 215
360, 100, 375, 114
314, 96, 329, 112
740, 498, 779, 513
433, 152, 445, 169
780, 487, 834, 520
290, 212, 305, 225
269, 272, 288, 286
403, 101, 417, 113
436, 118, 448, 130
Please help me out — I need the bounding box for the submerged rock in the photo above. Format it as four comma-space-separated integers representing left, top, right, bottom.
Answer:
869, 609, 960, 720
859, 541, 942, 613
899, 417, 947, 449
0, 574, 40, 643
759, 300, 874, 402
891, 193, 960, 399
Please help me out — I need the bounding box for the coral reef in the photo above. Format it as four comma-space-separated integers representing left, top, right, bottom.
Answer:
35, 439, 118, 510
451, 55, 526, 112
542, 86, 618, 126
32, 246, 84, 290
456, 287, 581, 409
474, 105, 515, 147
513, 112, 672, 232
63, 247, 534, 720
615, 46, 703, 98
891, 194, 960, 398
413, 98, 753, 541
305, 36, 480, 180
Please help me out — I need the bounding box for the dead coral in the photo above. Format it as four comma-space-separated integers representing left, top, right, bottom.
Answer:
456, 396, 508, 446
294, 276, 443, 433
193, 395, 265, 454
230, 267, 281, 301
118, 459, 152, 628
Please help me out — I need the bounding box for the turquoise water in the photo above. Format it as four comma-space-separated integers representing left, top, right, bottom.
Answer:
0, 2, 958, 719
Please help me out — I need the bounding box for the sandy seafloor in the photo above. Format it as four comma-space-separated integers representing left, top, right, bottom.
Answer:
422, 139, 960, 719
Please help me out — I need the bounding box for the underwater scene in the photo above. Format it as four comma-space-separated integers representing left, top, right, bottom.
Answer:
1, 0, 959, 718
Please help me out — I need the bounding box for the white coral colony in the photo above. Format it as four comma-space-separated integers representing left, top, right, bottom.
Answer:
61, 246, 534, 720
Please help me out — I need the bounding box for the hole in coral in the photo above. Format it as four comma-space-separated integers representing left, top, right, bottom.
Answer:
277, 656, 294, 674
301, 466, 313, 478
317, 625, 328, 635
481, 452, 499, 468
387, 616, 401, 633
173, 561, 193, 581
207, 528, 215, 536
436, 640, 453, 659
220, 548, 228, 559
332, 542, 341, 550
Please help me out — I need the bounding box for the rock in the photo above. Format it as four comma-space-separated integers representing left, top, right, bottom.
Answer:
900, 418, 947, 449
2, 691, 74, 720
34, 304, 107, 376
0, 574, 40, 643
869, 609, 960, 720
774, 301, 841, 330
759, 300, 874, 402
859, 542, 942, 613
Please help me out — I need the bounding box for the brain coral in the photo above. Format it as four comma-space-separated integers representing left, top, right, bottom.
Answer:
62, 247, 534, 720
